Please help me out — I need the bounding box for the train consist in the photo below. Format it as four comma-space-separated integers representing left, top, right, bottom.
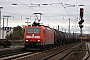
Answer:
24, 22, 80, 50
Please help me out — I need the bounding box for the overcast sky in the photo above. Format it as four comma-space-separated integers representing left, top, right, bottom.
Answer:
0, 0, 90, 34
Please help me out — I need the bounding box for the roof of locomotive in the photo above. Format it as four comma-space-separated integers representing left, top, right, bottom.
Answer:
25, 25, 54, 30
25, 21, 53, 29
25, 25, 43, 28
25, 25, 48, 28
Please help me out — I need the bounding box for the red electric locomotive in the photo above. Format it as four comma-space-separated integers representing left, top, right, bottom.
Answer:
24, 24, 54, 50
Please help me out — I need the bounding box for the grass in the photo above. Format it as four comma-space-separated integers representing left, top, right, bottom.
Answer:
0, 46, 4, 49
74, 46, 84, 55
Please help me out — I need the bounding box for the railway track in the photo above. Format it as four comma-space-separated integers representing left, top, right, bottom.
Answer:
13, 42, 81, 60
83, 42, 90, 60
0, 46, 40, 60
42, 43, 82, 60
0, 51, 40, 60
0, 42, 82, 60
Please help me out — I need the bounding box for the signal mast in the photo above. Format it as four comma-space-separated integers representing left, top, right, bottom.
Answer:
78, 8, 84, 43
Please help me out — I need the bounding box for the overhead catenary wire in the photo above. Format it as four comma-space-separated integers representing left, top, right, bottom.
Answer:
2, 11, 30, 20
58, 0, 71, 33
15, 0, 37, 12
3, 0, 73, 22
36, 0, 56, 20
2, 0, 40, 21
2, 0, 77, 26
15, 0, 52, 21
36, 0, 57, 16
58, 0, 70, 17
15, 0, 71, 21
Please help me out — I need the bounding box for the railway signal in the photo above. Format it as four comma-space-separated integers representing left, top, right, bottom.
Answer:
80, 8, 84, 20
78, 8, 84, 29
78, 19, 84, 28
78, 7, 84, 43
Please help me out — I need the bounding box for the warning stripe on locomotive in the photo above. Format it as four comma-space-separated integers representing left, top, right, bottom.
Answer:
26, 36, 40, 38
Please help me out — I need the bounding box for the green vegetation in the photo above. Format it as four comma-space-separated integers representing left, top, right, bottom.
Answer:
7, 26, 24, 40
0, 46, 4, 49
74, 46, 84, 55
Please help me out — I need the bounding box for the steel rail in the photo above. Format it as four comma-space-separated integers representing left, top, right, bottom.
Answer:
42, 43, 81, 60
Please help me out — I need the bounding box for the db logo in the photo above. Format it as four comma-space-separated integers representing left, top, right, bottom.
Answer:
32, 34, 34, 38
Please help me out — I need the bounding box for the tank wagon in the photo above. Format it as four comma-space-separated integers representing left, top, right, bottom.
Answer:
24, 22, 79, 50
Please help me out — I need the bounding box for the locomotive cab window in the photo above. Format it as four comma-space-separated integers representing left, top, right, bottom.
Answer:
26, 28, 40, 34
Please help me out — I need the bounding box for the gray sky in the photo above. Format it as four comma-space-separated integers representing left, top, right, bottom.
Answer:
0, 0, 90, 34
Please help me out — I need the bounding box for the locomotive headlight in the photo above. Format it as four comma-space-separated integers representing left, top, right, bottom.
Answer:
26, 40, 28, 42
37, 40, 40, 42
